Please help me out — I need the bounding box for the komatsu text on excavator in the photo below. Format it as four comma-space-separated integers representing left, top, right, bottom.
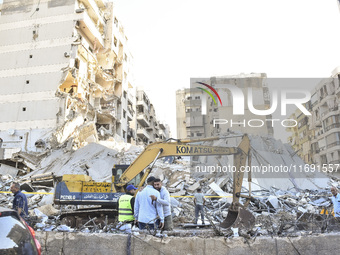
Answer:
54, 135, 255, 229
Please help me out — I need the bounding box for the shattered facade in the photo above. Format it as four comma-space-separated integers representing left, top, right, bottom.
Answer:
287, 68, 340, 165
136, 89, 170, 145
0, 0, 137, 161
176, 74, 274, 139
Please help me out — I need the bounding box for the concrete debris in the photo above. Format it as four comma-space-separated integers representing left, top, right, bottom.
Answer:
209, 182, 233, 204
187, 182, 200, 192
37, 204, 60, 216
1, 133, 340, 237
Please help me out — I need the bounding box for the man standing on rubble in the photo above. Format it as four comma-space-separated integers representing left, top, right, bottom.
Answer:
194, 188, 206, 225
331, 186, 340, 218
10, 182, 29, 219
150, 178, 173, 231
134, 176, 164, 230
118, 184, 138, 225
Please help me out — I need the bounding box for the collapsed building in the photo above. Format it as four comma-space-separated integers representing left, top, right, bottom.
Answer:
0, 0, 170, 172
0, 133, 336, 232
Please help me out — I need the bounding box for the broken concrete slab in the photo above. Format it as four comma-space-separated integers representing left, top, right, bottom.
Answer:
0, 163, 18, 177
37, 204, 60, 216
171, 190, 186, 197
170, 180, 183, 188
266, 195, 280, 209
208, 182, 232, 203
187, 182, 200, 193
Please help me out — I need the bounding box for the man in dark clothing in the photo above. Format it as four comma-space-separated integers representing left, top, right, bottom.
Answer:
10, 182, 29, 218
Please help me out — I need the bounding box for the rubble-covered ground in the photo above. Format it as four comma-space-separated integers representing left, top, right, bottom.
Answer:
1, 134, 340, 238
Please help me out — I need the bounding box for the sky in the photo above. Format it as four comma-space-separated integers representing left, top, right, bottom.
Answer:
112, 0, 340, 140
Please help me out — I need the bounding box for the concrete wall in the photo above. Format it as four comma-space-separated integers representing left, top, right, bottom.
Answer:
35, 231, 340, 255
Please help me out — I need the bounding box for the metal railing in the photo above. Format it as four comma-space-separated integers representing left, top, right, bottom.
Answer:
328, 141, 340, 149
325, 123, 340, 132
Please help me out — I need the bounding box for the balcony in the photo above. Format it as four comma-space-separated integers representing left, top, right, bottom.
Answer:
325, 123, 340, 133
159, 122, 166, 130
99, 103, 117, 119
318, 94, 336, 111
80, 0, 105, 27
159, 129, 166, 138
328, 141, 340, 149
136, 100, 149, 111
78, 10, 104, 48
137, 113, 150, 127
127, 95, 134, 107
321, 106, 340, 119
127, 104, 134, 117
137, 128, 150, 140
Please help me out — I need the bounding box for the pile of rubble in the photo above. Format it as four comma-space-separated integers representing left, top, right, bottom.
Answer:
0, 134, 339, 237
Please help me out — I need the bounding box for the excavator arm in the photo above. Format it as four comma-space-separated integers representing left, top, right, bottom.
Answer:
116, 134, 255, 229
116, 139, 239, 187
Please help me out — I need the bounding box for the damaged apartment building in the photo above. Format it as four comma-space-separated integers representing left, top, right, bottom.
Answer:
0, 0, 169, 166
287, 67, 340, 165
135, 89, 170, 145
176, 73, 274, 139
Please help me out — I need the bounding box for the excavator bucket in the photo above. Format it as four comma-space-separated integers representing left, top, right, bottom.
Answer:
220, 207, 255, 229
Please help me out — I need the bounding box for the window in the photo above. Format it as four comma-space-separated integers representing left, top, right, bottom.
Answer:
195, 96, 200, 99
22, 107, 26, 111
123, 110, 126, 118
123, 91, 127, 99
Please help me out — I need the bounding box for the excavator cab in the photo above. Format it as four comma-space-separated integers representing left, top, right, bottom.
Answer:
112, 164, 143, 191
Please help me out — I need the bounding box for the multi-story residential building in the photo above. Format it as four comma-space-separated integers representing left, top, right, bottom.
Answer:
136, 89, 170, 145
286, 108, 312, 163
287, 69, 340, 165
176, 73, 274, 139
0, 0, 136, 161
308, 70, 340, 165
176, 87, 206, 139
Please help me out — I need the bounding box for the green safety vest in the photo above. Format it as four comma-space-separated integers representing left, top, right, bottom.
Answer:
118, 194, 134, 222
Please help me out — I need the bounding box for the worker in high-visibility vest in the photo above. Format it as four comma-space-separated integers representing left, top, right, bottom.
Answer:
118, 184, 138, 224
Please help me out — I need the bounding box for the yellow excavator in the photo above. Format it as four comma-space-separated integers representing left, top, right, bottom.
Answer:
54, 134, 255, 229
